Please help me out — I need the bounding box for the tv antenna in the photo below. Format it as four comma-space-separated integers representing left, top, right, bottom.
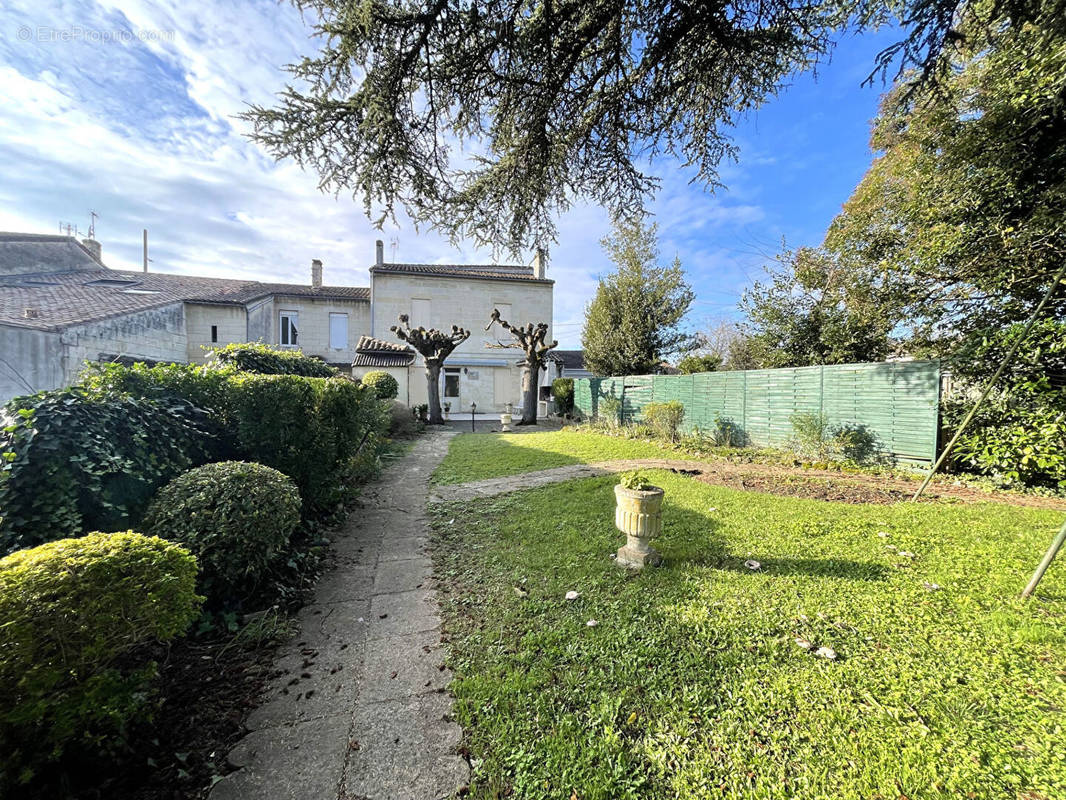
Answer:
390, 236, 399, 261
88, 210, 99, 239
58, 221, 80, 237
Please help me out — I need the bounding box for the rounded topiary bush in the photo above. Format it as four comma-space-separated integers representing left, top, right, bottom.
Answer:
143, 461, 301, 602
0, 531, 200, 788
361, 370, 399, 400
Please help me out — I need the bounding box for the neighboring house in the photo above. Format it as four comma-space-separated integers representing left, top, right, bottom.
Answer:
0, 232, 556, 409
554, 350, 594, 380
366, 241, 557, 413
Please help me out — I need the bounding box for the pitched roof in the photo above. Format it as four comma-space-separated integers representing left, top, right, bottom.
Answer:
0, 232, 104, 277
1, 267, 369, 332
370, 262, 552, 284
352, 335, 415, 367
553, 350, 587, 370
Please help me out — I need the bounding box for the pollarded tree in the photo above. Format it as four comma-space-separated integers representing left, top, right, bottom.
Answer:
239, 0, 1001, 253
391, 315, 470, 425
485, 309, 558, 426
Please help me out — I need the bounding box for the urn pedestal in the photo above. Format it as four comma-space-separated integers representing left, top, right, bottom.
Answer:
614, 484, 664, 568
500, 413, 512, 432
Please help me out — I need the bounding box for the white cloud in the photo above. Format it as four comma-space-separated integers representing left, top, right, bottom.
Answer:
0, 0, 789, 348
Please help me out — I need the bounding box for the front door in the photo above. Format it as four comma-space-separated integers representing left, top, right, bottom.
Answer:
442, 367, 461, 413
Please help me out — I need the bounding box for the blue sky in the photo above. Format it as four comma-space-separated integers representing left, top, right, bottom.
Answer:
0, 1, 899, 347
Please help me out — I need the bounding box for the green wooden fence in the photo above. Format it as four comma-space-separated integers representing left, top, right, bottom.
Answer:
572, 360, 941, 465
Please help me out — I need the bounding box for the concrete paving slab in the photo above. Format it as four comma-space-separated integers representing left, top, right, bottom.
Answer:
366, 589, 440, 640
211, 714, 351, 800
377, 535, 429, 562
357, 629, 451, 703
372, 556, 433, 595
343, 692, 467, 800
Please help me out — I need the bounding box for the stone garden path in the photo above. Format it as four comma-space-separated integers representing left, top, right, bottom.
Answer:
210, 430, 468, 800
428, 459, 703, 504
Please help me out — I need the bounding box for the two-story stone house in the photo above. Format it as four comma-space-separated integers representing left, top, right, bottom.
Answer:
0, 232, 556, 409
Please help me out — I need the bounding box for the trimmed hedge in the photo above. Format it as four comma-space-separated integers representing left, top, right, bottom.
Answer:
361, 370, 399, 400
0, 532, 200, 788
144, 462, 301, 603
211, 342, 336, 377
0, 389, 215, 553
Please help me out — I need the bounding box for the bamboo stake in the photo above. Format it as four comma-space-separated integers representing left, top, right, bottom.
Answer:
1022, 519, 1066, 598
911, 262, 1066, 502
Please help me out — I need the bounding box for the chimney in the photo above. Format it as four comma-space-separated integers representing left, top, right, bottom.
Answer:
311, 258, 323, 288
81, 238, 102, 262
375, 239, 384, 266
533, 247, 547, 279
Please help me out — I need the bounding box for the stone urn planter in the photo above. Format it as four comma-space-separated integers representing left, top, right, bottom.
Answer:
614, 479, 664, 569
499, 411, 512, 432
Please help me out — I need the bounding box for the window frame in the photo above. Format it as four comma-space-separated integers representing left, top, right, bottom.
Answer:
279, 310, 299, 347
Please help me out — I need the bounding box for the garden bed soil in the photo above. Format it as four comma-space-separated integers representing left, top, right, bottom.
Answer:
59, 626, 288, 800
686, 460, 1066, 509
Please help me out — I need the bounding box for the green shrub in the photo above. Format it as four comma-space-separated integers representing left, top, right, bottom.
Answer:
144, 462, 301, 603
228, 373, 387, 517
642, 400, 685, 441
711, 414, 748, 447
952, 404, 1066, 489
0, 532, 200, 788
82, 363, 392, 522
598, 394, 623, 429
789, 412, 885, 465
361, 370, 399, 400
211, 342, 336, 378
551, 378, 574, 415
0, 389, 215, 553
944, 320, 1066, 489
389, 400, 423, 437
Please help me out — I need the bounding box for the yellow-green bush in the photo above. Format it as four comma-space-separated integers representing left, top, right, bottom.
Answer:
0, 532, 201, 788
144, 462, 301, 604
361, 370, 399, 400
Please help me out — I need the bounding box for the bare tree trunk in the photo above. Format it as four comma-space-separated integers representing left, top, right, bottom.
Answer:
425, 362, 444, 425
517, 361, 538, 425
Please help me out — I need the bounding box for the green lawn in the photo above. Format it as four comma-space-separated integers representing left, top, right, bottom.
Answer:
430, 470, 1066, 800
431, 431, 699, 484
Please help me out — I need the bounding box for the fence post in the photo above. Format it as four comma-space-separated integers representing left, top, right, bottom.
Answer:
742, 370, 748, 434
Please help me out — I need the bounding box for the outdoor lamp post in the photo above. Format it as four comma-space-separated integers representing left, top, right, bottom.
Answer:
470, 401, 477, 432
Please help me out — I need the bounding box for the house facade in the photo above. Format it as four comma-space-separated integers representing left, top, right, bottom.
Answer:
0, 232, 556, 410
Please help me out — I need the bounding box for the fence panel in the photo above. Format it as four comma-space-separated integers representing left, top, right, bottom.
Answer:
573, 360, 940, 465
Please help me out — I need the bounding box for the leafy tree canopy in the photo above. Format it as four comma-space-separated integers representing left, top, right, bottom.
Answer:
582, 217, 695, 376
241, 0, 1036, 253
677, 353, 723, 374
825, 0, 1066, 350
739, 247, 901, 367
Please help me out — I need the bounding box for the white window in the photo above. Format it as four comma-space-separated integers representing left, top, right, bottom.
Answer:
279, 310, 298, 346
444, 367, 461, 399
411, 297, 431, 327
329, 313, 348, 350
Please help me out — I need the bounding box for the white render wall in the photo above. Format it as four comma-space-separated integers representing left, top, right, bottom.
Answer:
270, 297, 371, 366
61, 303, 187, 382
371, 272, 553, 411
186, 303, 247, 362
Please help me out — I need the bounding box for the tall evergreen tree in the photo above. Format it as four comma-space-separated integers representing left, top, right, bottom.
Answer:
581, 218, 695, 376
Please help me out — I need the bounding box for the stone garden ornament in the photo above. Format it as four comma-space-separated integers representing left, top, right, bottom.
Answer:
614, 471, 664, 569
